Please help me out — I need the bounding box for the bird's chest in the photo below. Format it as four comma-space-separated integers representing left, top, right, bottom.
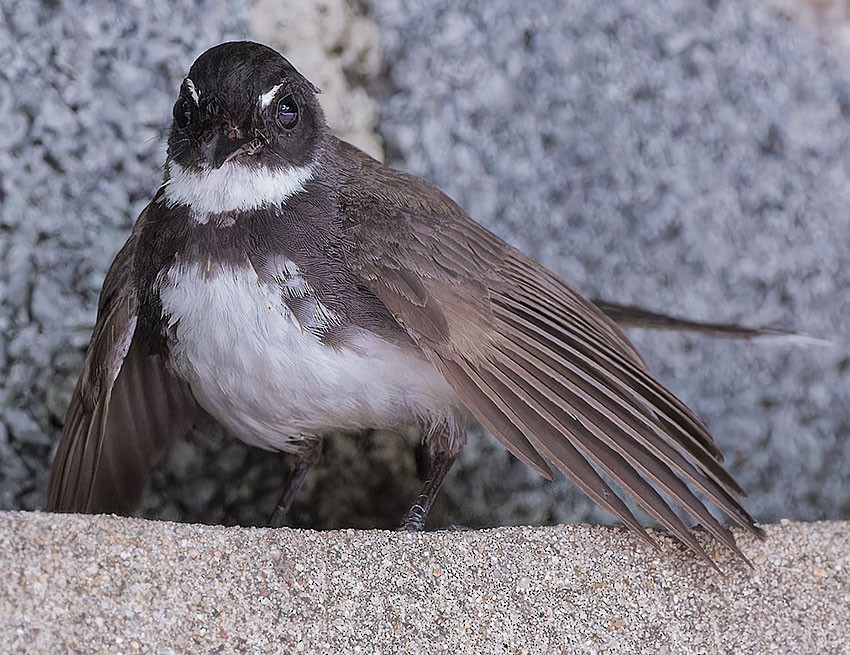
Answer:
155, 262, 457, 450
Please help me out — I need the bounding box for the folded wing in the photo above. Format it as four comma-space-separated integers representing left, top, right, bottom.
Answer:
47, 206, 198, 514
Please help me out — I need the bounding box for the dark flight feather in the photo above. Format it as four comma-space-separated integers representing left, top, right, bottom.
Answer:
594, 300, 795, 339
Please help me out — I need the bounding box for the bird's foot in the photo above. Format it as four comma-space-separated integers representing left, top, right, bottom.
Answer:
399, 495, 430, 531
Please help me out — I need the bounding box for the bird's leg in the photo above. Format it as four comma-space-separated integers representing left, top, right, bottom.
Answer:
400, 423, 465, 531
268, 441, 320, 528
268, 462, 310, 528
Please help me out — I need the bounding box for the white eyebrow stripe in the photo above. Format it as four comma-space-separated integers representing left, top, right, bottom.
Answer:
185, 78, 200, 105
259, 83, 283, 109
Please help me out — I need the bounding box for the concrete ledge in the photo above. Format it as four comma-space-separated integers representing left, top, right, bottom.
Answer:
1, 512, 847, 654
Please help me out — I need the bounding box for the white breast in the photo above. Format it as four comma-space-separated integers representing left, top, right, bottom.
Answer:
157, 262, 461, 452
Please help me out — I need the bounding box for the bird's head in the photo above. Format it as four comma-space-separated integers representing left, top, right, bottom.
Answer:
163, 41, 326, 216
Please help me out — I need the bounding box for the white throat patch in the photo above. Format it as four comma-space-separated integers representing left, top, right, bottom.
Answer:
163, 161, 315, 218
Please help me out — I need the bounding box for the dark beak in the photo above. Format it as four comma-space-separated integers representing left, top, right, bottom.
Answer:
204, 129, 256, 169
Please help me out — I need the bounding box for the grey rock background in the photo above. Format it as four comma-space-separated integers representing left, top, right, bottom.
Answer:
0, 0, 848, 529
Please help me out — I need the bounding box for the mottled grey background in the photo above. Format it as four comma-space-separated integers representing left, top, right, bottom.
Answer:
1, 0, 847, 529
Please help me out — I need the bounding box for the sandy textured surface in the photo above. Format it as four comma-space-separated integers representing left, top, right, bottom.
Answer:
1, 512, 848, 654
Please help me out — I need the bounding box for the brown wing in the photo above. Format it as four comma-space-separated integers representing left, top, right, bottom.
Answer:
335, 140, 761, 565
46, 204, 199, 514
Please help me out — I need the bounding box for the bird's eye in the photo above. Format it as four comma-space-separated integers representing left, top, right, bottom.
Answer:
276, 95, 299, 128
172, 96, 192, 129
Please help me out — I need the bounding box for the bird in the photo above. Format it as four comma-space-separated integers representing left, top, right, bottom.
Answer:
46, 40, 763, 566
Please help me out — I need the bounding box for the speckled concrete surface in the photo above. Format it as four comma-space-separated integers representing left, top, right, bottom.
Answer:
1, 512, 847, 654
